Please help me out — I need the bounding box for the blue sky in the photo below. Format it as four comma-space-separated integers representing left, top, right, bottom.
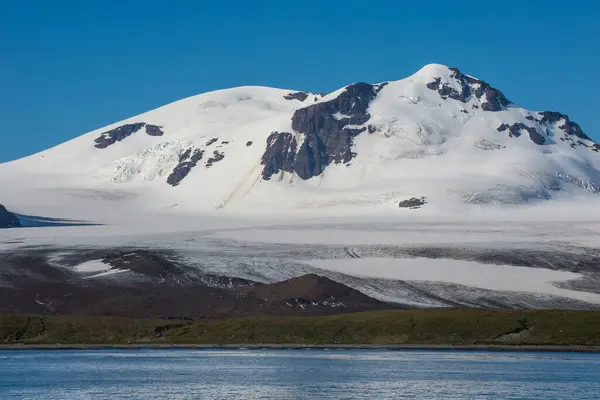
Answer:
1, 0, 598, 162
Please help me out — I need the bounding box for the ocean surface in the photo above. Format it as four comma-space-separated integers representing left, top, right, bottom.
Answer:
1, 349, 599, 399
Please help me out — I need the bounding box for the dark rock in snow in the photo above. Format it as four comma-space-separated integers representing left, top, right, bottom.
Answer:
426, 67, 511, 112
284, 92, 310, 102
398, 197, 427, 209
261, 132, 297, 180
94, 123, 164, 148
145, 124, 164, 136
205, 150, 225, 168
290, 82, 386, 180
260, 82, 387, 181
246, 141, 253, 147
94, 123, 146, 149
0, 204, 20, 228
475, 81, 511, 112
538, 111, 591, 141
497, 123, 545, 145
497, 124, 510, 132
526, 128, 546, 145
166, 148, 204, 186
206, 138, 219, 146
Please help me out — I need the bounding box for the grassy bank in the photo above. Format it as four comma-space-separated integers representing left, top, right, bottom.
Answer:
1, 309, 600, 346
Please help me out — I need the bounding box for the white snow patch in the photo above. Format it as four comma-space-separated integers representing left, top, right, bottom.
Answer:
307, 258, 600, 305
85, 268, 130, 279
73, 259, 111, 273
333, 112, 352, 120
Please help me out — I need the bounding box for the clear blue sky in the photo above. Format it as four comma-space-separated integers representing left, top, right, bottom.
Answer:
1, 0, 598, 162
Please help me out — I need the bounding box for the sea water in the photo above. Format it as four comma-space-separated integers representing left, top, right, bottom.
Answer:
1, 349, 599, 399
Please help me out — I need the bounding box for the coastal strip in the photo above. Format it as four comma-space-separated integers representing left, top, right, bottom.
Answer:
2, 310, 600, 350
1, 343, 600, 353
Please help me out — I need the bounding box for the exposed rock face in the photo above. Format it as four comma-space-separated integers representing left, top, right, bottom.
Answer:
495, 111, 594, 148
497, 123, 545, 145
398, 197, 427, 209
261, 132, 297, 179
166, 148, 204, 186
0, 205, 20, 228
205, 138, 219, 146
94, 123, 145, 149
165, 137, 231, 186
283, 92, 310, 102
426, 67, 511, 111
261, 82, 388, 180
205, 150, 225, 168
94, 123, 164, 148
537, 111, 590, 141
145, 124, 164, 136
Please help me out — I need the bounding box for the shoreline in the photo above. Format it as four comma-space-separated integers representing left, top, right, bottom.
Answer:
1, 343, 600, 353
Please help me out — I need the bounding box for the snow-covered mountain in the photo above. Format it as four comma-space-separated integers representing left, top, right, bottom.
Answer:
3, 65, 600, 312
1, 63, 599, 222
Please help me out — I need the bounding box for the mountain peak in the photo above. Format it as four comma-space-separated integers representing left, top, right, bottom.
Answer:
0, 65, 598, 220
412, 63, 454, 79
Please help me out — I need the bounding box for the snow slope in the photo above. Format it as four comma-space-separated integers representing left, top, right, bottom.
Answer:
0, 64, 598, 223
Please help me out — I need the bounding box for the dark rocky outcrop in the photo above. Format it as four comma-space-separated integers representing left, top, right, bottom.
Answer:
261, 132, 297, 180
284, 92, 310, 102
426, 76, 470, 102
167, 138, 230, 185
145, 124, 164, 136
166, 148, 204, 186
205, 150, 225, 168
94, 123, 163, 149
94, 123, 146, 149
497, 123, 545, 145
426, 68, 511, 111
475, 81, 512, 112
398, 197, 427, 209
538, 111, 591, 141
0, 205, 20, 228
246, 141, 253, 147
261, 82, 387, 180
497, 112, 593, 148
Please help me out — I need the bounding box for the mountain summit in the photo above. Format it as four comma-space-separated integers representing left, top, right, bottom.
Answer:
1, 64, 598, 220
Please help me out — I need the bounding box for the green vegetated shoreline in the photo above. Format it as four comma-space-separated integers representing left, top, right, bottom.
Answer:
2, 309, 600, 348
